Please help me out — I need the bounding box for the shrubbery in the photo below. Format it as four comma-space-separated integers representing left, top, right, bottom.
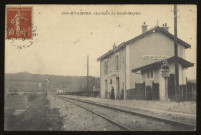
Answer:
4, 95, 64, 131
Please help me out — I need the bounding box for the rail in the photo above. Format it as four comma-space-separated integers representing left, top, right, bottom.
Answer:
57, 96, 134, 131
58, 95, 196, 130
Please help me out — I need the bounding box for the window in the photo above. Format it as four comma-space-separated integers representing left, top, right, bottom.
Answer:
104, 60, 108, 74
150, 70, 153, 78
122, 56, 124, 64
147, 70, 153, 79
115, 55, 120, 70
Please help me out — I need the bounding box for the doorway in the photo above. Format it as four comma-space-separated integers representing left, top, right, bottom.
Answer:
116, 77, 120, 99
105, 80, 108, 98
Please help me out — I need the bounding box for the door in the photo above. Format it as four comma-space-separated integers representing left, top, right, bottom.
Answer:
168, 74, 175, 100
152, 82, 159, 100
116, 77, 120, 99
146, 86, 152, 100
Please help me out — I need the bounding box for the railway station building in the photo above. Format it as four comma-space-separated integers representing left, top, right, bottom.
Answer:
97, 22, 194, 101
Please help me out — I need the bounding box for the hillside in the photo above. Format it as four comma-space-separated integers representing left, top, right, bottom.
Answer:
5, 72, 100, 92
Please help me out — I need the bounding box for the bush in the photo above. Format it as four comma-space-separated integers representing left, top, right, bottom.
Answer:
28, 93, 39, 102
5, 95, 64, 131
4, 108, 18, 130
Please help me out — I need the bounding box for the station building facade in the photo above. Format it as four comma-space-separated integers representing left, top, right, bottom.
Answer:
97, 23, 194, 101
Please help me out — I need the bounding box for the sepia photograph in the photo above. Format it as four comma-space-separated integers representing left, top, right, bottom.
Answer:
4, 4, 196, 131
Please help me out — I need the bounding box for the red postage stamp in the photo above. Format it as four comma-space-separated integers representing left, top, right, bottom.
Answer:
6, 7, 32, 39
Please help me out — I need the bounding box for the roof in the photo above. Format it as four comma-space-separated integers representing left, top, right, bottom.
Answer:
131, 56, 194, 73
97, 26, 191, 61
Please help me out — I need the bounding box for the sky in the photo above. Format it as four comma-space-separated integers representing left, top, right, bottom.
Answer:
5, 5, 197, 79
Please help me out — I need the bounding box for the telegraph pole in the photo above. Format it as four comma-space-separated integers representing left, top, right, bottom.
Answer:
174, 5, 180, 102
87, 55, 89, 96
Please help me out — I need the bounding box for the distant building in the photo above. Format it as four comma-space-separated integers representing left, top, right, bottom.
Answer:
97, 22, 194, 101
56, 89, 64, 94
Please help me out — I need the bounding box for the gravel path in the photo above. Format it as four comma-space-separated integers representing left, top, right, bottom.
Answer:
47, 95, 123, 131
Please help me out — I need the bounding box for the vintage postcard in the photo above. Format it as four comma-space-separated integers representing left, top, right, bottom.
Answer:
4, 4, 197, 131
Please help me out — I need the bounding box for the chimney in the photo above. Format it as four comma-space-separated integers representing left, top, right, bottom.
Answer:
161, 23, 169, 31
113, 43, 117, 49
142, 22, 148, 33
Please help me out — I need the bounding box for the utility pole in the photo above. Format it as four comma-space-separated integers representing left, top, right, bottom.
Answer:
87, 55, 89, 96
45, 79, 50, 96
174, 5, 180, 102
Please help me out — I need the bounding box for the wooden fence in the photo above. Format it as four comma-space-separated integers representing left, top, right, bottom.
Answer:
178, 84, 196, 101
127, 82, 159, 100
127, 82, 196, 101
127, 82, 145, 100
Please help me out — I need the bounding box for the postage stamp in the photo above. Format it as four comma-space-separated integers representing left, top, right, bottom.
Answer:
6, 7, 32, 39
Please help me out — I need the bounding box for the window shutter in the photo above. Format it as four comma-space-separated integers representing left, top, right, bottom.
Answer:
117, 55, 118, 70
104, 60, 108, 74
151, 70, 153, 78
115, 55, 117, 70
104, 61, 106, 74
119, 54, 121, 70
107, 61, 108, 74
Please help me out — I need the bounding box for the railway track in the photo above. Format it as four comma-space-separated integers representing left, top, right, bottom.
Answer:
57, 96, 196, 131
57, 96, 133, 131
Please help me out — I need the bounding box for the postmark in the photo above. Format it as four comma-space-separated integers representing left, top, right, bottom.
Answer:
6, 7, 32, 40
